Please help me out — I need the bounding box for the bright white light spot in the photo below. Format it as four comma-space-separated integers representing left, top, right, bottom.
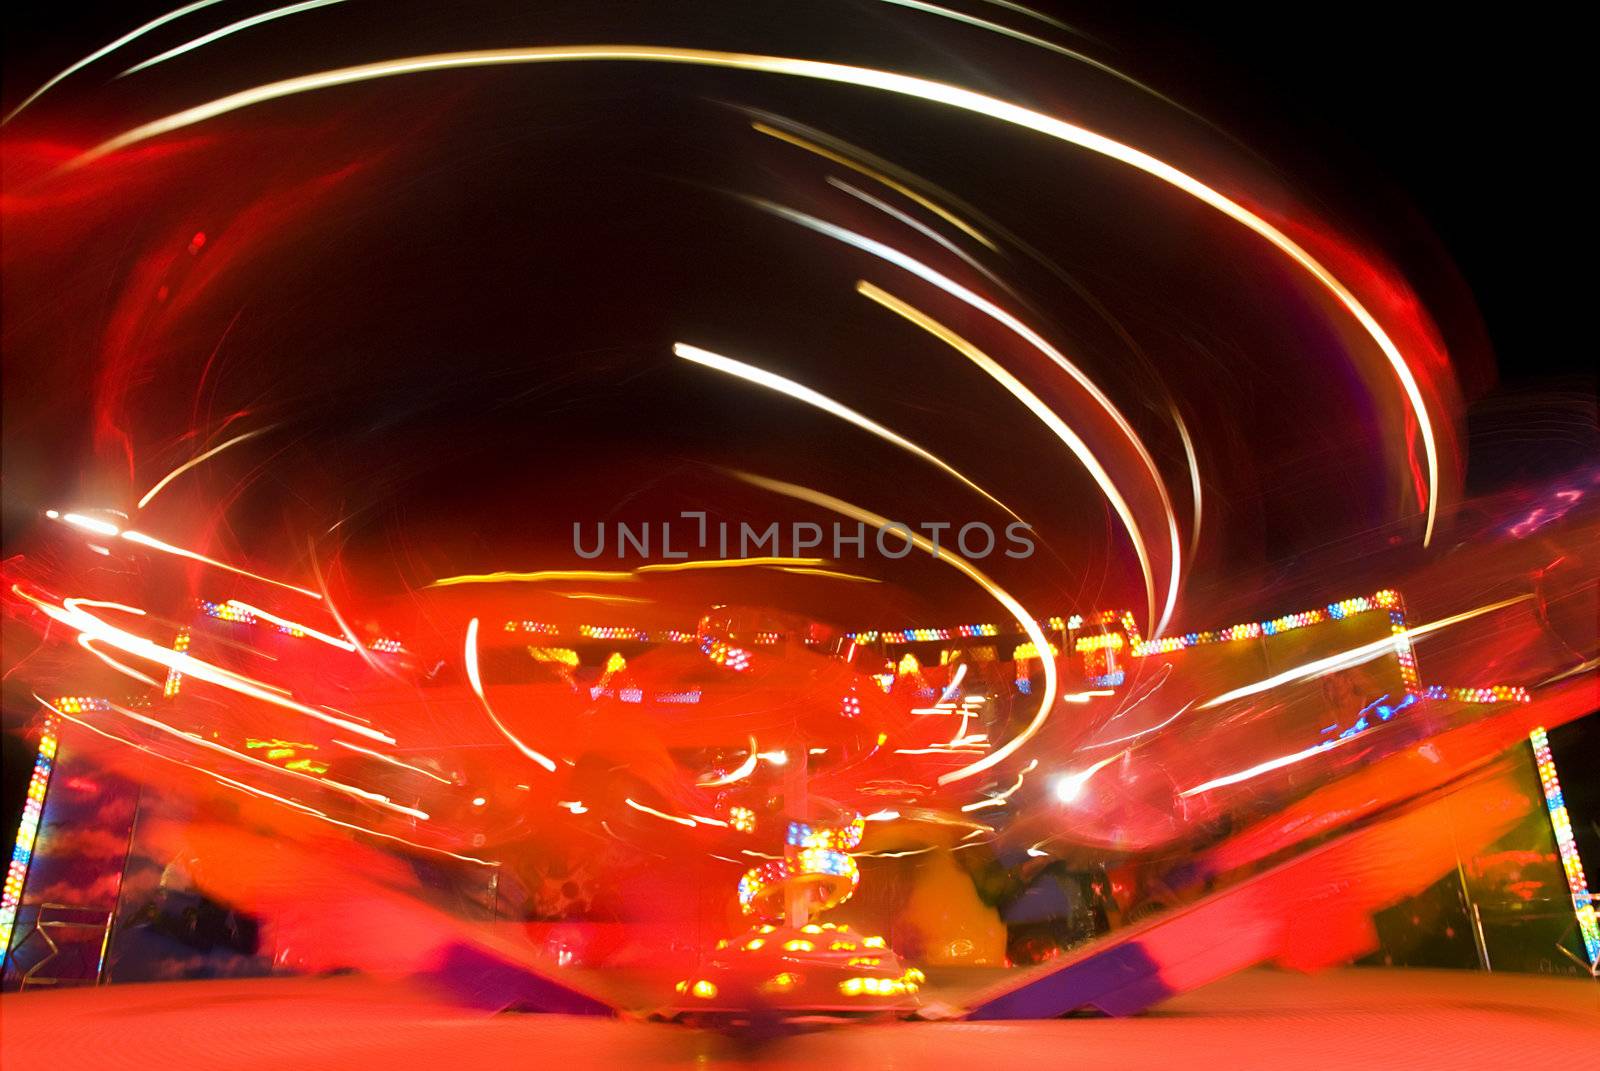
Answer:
1054, 773, 1089, 802
62, 512, 121, 537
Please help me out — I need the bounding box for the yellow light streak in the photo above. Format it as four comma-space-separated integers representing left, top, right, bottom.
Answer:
718, 192, 1186, 635
121, 0, 347, 77
65, 44, 1440, 546
750, 121, 997, 250
99, 700, 428, 819
773, 566, 882, 583
17, 586, 390, 742
858, 281, 1162, 633
675, 342, 1021, 520
625, 797, 697, 827
697, 738, 760, 787
636, 555, 824, 574
44, 700, 494, 865
137, 427, 273, 509
433, 569, 634, 587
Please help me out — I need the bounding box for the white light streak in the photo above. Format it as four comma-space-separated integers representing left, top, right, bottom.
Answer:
464, 617, 557, 771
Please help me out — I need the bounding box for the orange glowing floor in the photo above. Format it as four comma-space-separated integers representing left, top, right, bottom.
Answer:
3, 967, 1596, 1069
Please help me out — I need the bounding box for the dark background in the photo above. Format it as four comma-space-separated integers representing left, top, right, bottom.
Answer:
4, 1, 1594, 919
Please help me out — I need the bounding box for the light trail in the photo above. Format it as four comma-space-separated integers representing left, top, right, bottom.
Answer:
44, 701, 494, 865
432, 558, 830, 587
59, 44, 1439, 548
306, 545, 397, 683
1171, 405, 1204, 570
1197, 594, 1534, 710
98, 700, 429, 820
751, 121, 996, 250
730, 196, 1184, 635
16, 585, 393, 742
1082, 700, 1194, 749
463, 617, 557, 771
973, 1, 1078, 33
75, 636, 163, 688
773, 565, 882, 583
872, 0, 1198, 119
1053, 752, 1120, 803
50, 510, 323, 599
697, 738, 760, 787
637, 556, 824, 574
121, 0, 347, 77
674, 342, 1021, 520
124, 529, 324, 598
959, 758, 1038, 811
558, 592, 654, 603
857, 281, 1162, 633
56, 512, 119, 537
137, 427, 273, 509
938, 663, 969, 703
433, 568, 634, 586
1178, 738, 1351, 798
730, 471, 1056, 785
826, 178, 1002, 288
331, 739, 454, 785
225, 600, 356, 652
625, 797, 698, 827
2, 0, 230, 124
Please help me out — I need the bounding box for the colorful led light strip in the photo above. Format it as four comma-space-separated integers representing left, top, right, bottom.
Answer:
505, 621, 753, 645
1423, 685, 1530, 704
162, 628, 191, 697
1529, 726, 1599, 967
1116, 590, 1404, 658
787, 817, 866, 852
739, 817, 866, 920
700, 634, 753, 672
738, 851, 860, 919
199, 598, 256, 624
840, 594, 1412, 650
847, 623, 999, 643
1, 716, 59, 966
505, 595, 1399, 650
198, 597, 408, 660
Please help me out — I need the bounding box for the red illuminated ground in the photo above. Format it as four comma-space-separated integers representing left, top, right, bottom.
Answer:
3, 968, 1595, 1069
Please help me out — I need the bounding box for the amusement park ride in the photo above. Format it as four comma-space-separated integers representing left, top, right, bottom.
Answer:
2, 7, 1596, 1068
4, 483, 1595, 1017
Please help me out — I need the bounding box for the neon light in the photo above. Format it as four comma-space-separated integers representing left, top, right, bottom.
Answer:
1530, 727, 1599, 967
